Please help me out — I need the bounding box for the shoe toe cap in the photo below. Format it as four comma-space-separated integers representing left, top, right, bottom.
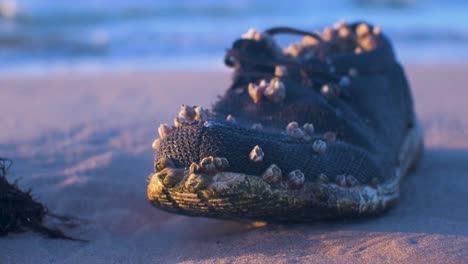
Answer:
156, 121, 383, 185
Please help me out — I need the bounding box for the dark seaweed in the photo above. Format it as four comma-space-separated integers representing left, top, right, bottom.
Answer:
0, 157, 84, 241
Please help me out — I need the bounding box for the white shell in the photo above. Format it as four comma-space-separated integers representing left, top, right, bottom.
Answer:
158, 124, 172, 139
194, 106, 208, 121
248, 83, 265, 103
264, 78, 286, 102
287, 170, 305, 189
151, 138, 161, 150
242, 28, 262, 40
249, 145, 264, 162
262, 164, 282, 184
226, 114, 236, 123
286, 122, 305, 139
178, 104, 196, 120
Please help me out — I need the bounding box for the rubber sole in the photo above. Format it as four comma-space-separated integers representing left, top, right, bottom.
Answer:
147, 123, 424, 222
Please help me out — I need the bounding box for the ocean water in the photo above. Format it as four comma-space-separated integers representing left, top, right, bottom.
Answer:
1, 0, 468, 72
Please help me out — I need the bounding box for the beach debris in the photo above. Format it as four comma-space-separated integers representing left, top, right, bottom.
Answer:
249, 145, 264, 162
287, 170, 305, 189
262, 164, 283, 184
0, 158, 80, 240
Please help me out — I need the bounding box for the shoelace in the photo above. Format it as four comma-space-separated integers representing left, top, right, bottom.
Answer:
225, 26, 345, 91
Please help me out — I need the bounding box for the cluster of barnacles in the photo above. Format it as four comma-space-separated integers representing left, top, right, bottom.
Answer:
244, 134, 358, 190
152, 104, 211, 150
285, 121, 336, 153
247, 144, 309, 190
174, 104, 211, 127
241, 23, 377, 103
284, 21, 382, 60
154, 156, 229, 192
262, 163, 306, 190
154, 147, 363, 195
248, 76, 286, 104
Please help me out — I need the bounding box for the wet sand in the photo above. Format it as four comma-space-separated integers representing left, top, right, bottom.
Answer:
0, 65, 467, 263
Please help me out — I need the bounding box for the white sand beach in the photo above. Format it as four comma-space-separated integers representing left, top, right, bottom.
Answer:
0, 65, 467, 263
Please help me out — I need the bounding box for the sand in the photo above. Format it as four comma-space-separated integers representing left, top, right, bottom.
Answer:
0, 65, 467, 263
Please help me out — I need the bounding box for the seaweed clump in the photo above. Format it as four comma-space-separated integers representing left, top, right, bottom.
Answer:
0, 157, 80, 240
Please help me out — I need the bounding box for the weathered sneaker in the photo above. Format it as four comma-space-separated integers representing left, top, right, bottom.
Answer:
147, 21, 423, 221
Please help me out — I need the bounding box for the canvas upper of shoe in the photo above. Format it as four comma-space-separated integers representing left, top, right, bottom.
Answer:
155, 22, 416, 185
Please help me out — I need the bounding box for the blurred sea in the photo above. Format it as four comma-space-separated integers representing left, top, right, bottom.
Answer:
1, 0, 468, 73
